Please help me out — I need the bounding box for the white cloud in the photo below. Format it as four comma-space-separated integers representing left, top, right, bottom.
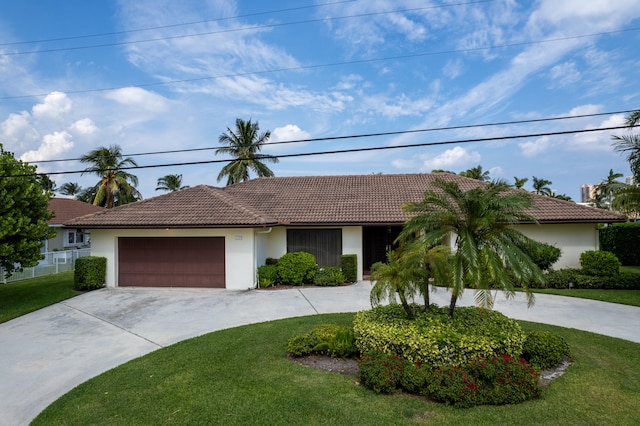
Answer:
549, 62, 581, 87
568, 114, 627, 152
519, 136, 553, 157
271, 124, 311, 143
31, 92, 72, 120
418, 146, 481, 171
103, 87, 169, 112
20, 131, 73, 162
69, 118, 98, 135
0, 111, 39, 152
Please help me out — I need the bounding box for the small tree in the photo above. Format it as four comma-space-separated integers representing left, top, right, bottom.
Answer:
0, 147, 55, 276
370, 251, 415, 319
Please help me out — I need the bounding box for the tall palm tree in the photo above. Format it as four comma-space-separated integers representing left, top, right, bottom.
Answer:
531, 176, 553, 196
612, 110, 640, 182
513, 176, 528, 189
80, 145, 140, 208
459, 165, 490, 181
596, 169, 626, 210
156, 174, 188, 192
401, 179, 544, 316
216, 118, 278, 186
58, 182, 83, 198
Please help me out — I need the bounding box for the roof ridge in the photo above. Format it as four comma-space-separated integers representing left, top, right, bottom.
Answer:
204, 185, 277, 224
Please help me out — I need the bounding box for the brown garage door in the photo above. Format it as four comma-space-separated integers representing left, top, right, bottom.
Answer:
118, 237, 225, 288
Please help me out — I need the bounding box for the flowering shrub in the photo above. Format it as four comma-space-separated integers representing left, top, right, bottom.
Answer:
358, 350, 405, 394
426, 354, 540, 407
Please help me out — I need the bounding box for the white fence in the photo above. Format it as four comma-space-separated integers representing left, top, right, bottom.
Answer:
1, 248, 91, 284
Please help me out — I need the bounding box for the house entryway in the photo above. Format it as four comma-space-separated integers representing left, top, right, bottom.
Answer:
118, 237, 225, 288
362, 226, 403, 278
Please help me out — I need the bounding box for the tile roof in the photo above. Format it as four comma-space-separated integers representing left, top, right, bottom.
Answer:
66, 173, 626, 228
48, 198, 105, 226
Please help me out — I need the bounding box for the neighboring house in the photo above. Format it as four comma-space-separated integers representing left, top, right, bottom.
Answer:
66, 174, 626, 290
46, 198, 105, 252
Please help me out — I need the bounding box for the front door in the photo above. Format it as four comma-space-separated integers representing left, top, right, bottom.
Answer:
362, 226, 403, 274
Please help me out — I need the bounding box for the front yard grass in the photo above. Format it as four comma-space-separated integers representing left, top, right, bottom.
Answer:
0, 271, 77, 323
530, 288, 640, 307
33, 313, 640, 426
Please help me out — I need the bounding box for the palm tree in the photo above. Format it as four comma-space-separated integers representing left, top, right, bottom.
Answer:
216, 118, 278, 186
596, 169, 626, 210
459, 165, 490, 181
401, 179, 545, 317
156, 174, 188, 192
531, 176, 553, 196
58, 182, 83, 198
513, 176, 528, 189
370, 250, 416, 319
612, 110, 640, 181
80, 145, 140, 208
612, 185, 640, 219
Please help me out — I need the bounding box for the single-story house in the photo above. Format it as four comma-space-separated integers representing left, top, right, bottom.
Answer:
66, 173, 626, 290
46, 198, 105, 252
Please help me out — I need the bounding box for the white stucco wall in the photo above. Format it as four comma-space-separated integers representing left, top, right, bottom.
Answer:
513, 223, 599, 269
90, 228, 256, 290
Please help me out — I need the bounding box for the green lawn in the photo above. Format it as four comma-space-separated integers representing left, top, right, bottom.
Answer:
33, 314, 640, 426
530, 288, 640, 307
0, 271, 78, 323
621, 265, 640, 274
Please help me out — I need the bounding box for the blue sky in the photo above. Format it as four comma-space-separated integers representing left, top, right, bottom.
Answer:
1, 0, 639, 201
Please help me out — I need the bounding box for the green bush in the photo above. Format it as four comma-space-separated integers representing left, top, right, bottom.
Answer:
257, 264, 279, 288
600, 222, 640, 265
74, 256, 106, 291
287, 324, 357, 358
353, 305, 526, 368
543, 269, 640, 289
341, 254, 358, 283
313, 267, 345, 286
425, 354, 541, 407
521, 331, 571, 369
265, 257, 279, 266
358, 350, 405, 394
529, 242, 562, 271
580, 250, 621, 277
277, 252, 317, 285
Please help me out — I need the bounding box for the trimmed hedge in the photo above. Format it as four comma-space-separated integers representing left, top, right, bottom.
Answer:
341, 254, 358, 283
277, 252, 317, 285
521, 331, 570, 369
600, 222, 640, 266
74, 256, 106, 291
287, 324, 357, 358
353, 305, 526, 368
313, 267, 345, 286
257, 264, 279, 288
530, 268, 640, 289
580, 250, 621, 277
529, 242, 562, 271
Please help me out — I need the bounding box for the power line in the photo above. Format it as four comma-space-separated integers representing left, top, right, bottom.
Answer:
20, 108, 638, 165
4, 125, 632, 178
0, 0, 359, 47
2, 26, 636, 101
0, 2, 494, 57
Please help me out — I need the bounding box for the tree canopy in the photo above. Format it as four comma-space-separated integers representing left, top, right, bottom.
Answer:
156, 174, 188, 192
216, 118, 278, 186
0, 147, 55, 277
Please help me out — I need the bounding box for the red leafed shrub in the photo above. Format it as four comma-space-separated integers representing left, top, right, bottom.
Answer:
358, 350, 405, 394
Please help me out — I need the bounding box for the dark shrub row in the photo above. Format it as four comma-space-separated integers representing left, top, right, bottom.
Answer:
600, 223, 640, 266
257, 253, 358, 287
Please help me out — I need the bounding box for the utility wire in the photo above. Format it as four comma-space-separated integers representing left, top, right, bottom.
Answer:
0, 2, 494, 56
2, 26, 637, 101
4, 125, 632, 178
20, 108, 638, 165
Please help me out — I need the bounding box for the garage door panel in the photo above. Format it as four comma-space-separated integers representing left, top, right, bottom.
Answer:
118, 237, 225, 288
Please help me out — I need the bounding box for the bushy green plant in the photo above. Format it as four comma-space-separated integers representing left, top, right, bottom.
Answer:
341, 254, 358, 283
580, 250, 621, 277
265, 257, 279, 265
257, 264, 279, 288
287, 324, 357, 358
600, 222, 640, 265
426, 354, 541, 407
74, 256, 106, 291
529, 242, 562, 271
313, 267, 345, 286
521, 331, 571, 369
358, 350, 405, 394
277, 251, 317, 285
543, 269, 640, 289
354, 305, 526, 367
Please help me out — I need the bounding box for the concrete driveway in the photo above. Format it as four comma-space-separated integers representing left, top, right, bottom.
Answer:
1, 283, 639, 426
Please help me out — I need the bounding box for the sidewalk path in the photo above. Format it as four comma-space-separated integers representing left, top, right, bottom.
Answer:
1, 282, 638, 425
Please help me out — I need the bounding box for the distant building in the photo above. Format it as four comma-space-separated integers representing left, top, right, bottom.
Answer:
581, 184, 596, 203
626, 176, 636, 185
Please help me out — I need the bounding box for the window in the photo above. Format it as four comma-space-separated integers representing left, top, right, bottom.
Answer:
287, 229, 342, 267
67, 229, 85, 245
